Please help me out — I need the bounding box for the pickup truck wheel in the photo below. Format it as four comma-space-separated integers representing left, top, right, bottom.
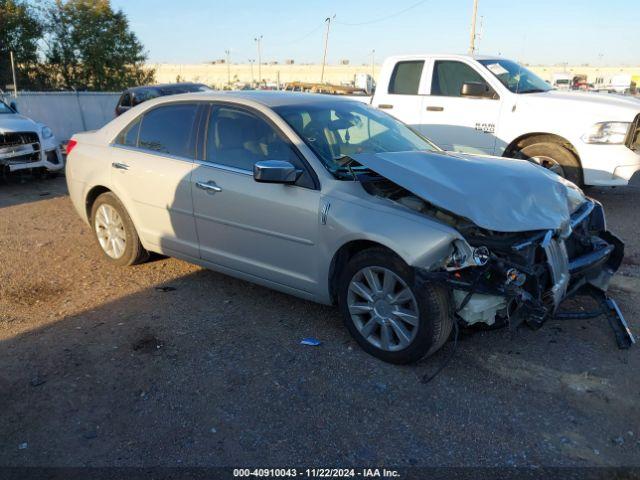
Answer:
519, 142, 583, 186
90, 192, 149, 266
338, 248, 452, 364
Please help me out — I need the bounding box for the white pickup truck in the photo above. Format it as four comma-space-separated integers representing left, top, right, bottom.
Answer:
367, 54, 640, 187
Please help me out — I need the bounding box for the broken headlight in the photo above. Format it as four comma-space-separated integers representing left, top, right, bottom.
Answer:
445, 241, 490, 271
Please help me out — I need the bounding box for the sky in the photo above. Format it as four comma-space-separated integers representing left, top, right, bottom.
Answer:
110, 0, 640, 66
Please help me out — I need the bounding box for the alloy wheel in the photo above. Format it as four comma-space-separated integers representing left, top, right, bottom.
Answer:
347, 266, 419, 351
94, 204, 127, 259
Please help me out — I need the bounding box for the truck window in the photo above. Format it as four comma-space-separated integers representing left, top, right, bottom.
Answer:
388, 61, 424, 95
431, 61, 488, 97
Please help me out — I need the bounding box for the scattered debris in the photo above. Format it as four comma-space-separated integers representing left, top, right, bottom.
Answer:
18, 443, 28, 450
300, 337, 321, 347
132, 333, 163, 353
30, 375, 47, 387
82, 431, 98, 440
154, 286, 176, 292
612, 436, 625, 446
210, 427, 217, 434
374, 382, 388, 393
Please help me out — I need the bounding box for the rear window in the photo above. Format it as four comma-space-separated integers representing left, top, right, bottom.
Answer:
388, 61, 424, 95
136, 104, 199, 158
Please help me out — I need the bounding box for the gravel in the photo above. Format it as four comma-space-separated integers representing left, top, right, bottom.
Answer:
1, 175, 639, 467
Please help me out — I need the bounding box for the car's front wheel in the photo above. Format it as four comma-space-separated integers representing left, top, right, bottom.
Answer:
338, 248, 452, 364
90, 192, 149, 266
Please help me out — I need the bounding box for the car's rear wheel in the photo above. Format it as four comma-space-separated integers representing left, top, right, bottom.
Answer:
90, 192, 148, 266
519, 142, 583, 186
338, 248, 452, 364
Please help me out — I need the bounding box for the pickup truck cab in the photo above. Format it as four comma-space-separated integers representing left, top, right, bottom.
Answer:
371, 54, 640, 187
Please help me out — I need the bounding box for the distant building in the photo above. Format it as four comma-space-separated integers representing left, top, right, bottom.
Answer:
285, 59, 295, 65
340, 59, 350, 65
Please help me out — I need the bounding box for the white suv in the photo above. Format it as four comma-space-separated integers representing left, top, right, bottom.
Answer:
0, 99, 64, 175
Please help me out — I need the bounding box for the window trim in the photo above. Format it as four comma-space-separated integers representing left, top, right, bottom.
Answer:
199, 101, 320, 190
387, 60, 426, 96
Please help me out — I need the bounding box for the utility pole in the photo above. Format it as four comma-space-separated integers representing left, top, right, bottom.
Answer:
249, 59, 255, 87
10, 51, 18, 98
225, 49, 231, 88
371, 49, 376, 79
254, 36, 263, 87
320, 15, 335, 84
468, 0, 479, 55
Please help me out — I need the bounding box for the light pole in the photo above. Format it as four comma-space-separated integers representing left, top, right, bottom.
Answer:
10, 51, 18, 98
320, 15, 335, 84
254, 35, 263, 87
370, 49, 375, 79
249, 59, 255, 87
225, 49, 231, 88
469, 0, 479, 55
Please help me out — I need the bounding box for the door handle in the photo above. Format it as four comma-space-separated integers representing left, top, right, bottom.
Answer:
426, 106, 444, 112
196, 181, 222, 193
111, 162, 129, 170
378, 104, 394, 109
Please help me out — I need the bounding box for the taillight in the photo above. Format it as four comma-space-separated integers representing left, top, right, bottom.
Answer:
66, 139, 78, 155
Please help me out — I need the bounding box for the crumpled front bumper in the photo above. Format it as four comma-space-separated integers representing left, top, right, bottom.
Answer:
418, 200, 633, 347
1, 136, 64, 173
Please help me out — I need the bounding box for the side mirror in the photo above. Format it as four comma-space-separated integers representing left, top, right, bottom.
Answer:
253, 160, 301, 184
461, 82, 492, 98
9, 101, 17, 112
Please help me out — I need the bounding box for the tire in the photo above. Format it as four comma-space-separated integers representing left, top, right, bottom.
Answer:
90, 192, 149, 266
337, 247, 452, 364
519, 142, 583, 187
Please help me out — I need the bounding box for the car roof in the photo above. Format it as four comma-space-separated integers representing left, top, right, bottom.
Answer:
384, 53, 503, 62
158, 90, 356, 108
126, 82, 207, 93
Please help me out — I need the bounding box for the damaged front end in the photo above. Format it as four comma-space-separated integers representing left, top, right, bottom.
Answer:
417, 200, 634, 349
351, 150, 634, 350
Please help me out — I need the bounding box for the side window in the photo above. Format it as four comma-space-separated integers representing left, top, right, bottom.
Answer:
137, 103, 199, 158
431, 61, 490, 97
388, 61, 425, 95
206, 106, 300, 172
115, 117, 142, 147
120, 93, 131, 108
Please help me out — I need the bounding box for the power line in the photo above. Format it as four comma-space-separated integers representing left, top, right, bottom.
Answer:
335, 0, 430, 27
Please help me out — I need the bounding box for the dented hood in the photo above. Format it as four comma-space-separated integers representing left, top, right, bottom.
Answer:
352, 151, 580, 233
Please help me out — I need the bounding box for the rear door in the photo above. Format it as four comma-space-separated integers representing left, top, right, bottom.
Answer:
421, 60, 502, 154
110, 102, 200, 257
372, 59, 430, 135
191, 103, 321, 294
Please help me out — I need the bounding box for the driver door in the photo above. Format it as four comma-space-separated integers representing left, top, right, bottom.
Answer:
422, 60, 503, 155
191, 104, 321, 295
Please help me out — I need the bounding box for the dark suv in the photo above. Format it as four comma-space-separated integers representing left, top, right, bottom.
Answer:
115, 83, 212, 116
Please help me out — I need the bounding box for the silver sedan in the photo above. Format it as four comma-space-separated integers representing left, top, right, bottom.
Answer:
66, 91, 628, 363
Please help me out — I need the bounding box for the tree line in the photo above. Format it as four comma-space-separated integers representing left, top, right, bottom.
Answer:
1, 0, 155, 92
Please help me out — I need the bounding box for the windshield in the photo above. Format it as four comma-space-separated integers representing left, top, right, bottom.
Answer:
0, 101, 14, 114
478, 59, 552, 94
274, 101, 438, 176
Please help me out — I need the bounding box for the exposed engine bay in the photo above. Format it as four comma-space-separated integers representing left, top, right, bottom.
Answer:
357, 169, 634, 349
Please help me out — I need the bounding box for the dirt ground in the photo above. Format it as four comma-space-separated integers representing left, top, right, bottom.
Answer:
1, 174, 639, 468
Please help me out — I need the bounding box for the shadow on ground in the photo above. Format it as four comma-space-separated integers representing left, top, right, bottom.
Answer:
1, 264, 638, 468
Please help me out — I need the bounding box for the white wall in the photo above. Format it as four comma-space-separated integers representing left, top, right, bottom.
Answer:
10, 91, 120, 142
